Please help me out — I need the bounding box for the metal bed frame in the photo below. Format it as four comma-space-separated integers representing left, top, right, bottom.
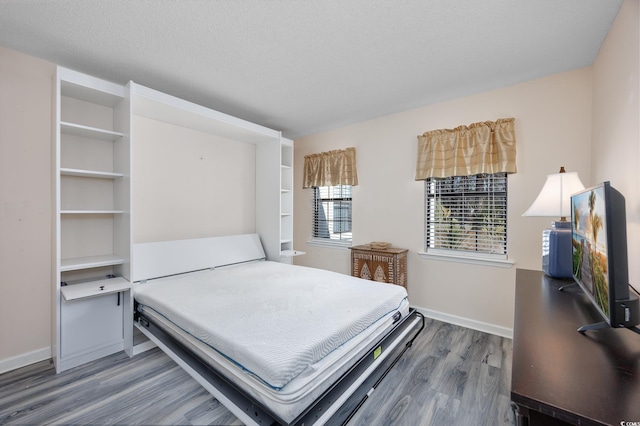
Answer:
131, 234, 425, 425
135, 307, 424, 426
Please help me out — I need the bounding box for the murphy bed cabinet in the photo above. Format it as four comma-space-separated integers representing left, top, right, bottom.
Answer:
53, 67, 133, 373
129, 83, 299, 273
53, 67, 298, 370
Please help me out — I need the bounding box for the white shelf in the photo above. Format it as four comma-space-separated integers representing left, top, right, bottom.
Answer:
281, 250, 305, 257
61, 121, 124, 141
61, 210, 124, 214
61, 276, 130, 301
59, 69, 125, 106
61, 168, 124, 179
60, 255, 126, 272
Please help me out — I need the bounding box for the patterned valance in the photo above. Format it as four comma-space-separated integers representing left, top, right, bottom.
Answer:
303, 147, 358, 188
415, 118, 517, 180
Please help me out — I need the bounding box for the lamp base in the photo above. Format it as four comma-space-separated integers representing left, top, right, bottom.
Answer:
541, 221, 572, 279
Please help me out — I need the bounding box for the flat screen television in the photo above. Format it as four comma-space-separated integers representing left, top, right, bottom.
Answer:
570, 181, 639, 333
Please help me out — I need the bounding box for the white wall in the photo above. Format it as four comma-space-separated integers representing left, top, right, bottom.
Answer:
0, 47, 55, 371
294, 68, 593, 336
592, 0, 640, 293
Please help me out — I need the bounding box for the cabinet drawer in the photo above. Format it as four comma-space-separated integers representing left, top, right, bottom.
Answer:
60, 292, 124, 359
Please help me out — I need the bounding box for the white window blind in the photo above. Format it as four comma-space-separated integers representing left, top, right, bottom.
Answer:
312, 185, 352, 243
425, 173, 507, 257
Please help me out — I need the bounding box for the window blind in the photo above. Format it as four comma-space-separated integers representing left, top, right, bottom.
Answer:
312, 185, 352, 242
425, 173, 507, 257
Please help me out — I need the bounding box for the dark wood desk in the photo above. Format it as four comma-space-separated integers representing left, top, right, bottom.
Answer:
511, 269, 640, 426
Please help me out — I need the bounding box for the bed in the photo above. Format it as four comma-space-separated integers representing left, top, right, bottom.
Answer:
132, 234, 424, 425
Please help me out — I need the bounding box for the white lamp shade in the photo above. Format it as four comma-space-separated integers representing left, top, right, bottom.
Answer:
523, 171, 585, 218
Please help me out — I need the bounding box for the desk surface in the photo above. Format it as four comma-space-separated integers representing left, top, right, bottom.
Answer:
511, 269, 640, 425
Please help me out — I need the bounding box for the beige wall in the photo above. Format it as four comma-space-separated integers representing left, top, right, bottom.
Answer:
294, 68, 594, 336
592, 0, 640, 292
0, 47, 55, 369
133, 115, 256, 243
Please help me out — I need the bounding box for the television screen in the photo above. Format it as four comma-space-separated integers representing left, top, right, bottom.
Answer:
571, 183, 611, 322
569, 181, 640, 332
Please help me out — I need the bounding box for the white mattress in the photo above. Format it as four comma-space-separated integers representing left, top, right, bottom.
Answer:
133, 260, 409, 422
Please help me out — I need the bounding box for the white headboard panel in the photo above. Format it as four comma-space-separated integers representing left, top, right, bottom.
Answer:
132, 233, 266, 282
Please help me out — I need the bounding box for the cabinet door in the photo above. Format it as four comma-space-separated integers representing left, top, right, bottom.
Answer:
352, 251, 370, 279
369, 254, 392, 283
60, 293, 124, 358
352, 251, 386, 282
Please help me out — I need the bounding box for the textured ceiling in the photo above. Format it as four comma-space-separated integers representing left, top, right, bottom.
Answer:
0, 0, 623, 138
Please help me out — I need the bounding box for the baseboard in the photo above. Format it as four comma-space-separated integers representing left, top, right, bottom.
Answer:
0, 347, 51, 374
412, 306, 513, 339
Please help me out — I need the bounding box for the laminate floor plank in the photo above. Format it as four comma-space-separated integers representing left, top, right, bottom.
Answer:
2, 350, 174, 424
184, 398, 244, 426
0, 318, 514, 426
346, 318, 514, 426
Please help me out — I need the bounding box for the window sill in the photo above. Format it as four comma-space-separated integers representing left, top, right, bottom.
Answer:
418, 251, 514, 268
306, 239, 352, 250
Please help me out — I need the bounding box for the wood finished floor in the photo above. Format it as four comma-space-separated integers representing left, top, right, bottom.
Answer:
0, 318, 514, 425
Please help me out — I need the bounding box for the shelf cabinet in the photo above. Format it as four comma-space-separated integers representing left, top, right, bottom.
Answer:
53, 67, 132, 372
60, 282, 125, 360
280, 139, 294, 254
279, 139, 303, 262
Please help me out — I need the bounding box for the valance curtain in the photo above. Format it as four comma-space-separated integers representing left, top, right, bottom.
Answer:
303, 147, 358, 188
415, 118, 517, 180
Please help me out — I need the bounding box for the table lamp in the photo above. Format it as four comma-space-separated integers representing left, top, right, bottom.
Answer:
523, 167, 585, 278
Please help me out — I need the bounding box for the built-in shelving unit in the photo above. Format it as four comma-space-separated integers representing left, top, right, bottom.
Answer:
52, 67, 132, 373
279, 139, 303, 261
52, 67, 300, 369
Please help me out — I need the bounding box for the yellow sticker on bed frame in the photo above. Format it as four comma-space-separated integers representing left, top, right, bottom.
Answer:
373, 346, 382, 360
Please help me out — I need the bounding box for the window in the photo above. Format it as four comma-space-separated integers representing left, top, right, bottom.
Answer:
425, 173, 507, 257
312, 185, 352, 244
